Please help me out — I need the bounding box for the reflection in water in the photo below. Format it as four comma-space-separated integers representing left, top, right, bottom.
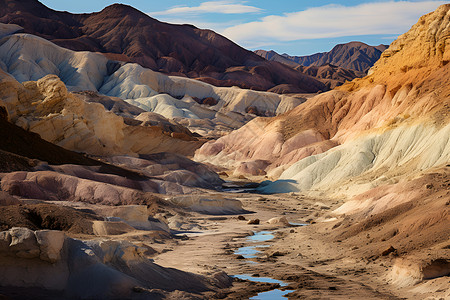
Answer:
233, 231, 294, 299
232, 274, 294, 300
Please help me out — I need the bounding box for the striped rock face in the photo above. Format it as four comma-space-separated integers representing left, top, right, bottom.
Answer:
195, 5, 450, 199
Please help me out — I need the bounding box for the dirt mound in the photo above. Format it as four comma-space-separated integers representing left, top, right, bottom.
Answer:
0, 204, 102, 234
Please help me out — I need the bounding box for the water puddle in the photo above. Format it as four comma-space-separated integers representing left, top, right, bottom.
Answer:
234, 231, 274, 260
289, 222, 308, 227
222, 181, 259, 193
234, 245, 269, 258
232, 274, 294, 299
247, 231, 274, 242
251, 288, 294, 300
233, 231, 294, 299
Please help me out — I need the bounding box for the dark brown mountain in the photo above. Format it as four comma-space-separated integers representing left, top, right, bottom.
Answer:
0, 0, 326, 94
254, 49, 366, 89
295, 64, 365, 89
254, 50, 301, 68
255, 42, 388, 73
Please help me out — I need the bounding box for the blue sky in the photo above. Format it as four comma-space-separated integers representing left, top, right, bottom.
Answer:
39, 0, 446, 55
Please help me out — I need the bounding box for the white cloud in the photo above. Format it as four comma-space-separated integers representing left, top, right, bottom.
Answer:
155, 17, 240, 32
222, 1, 446, 48
151, 1, 262, 16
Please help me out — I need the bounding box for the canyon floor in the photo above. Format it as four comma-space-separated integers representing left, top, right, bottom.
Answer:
0, 176, 448, 300
126, 181, 449, 299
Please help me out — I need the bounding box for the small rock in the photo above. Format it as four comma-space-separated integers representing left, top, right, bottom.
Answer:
9, 227, 40, 259
237, 216, 246, 221
290, 229, 295, 233
267, 216, 289, 226
236, 255, 245, 260
270, 251, 285, 257
381, 246, 397, 256
35, 230, 66, 263
426, 183, 434, 189
247, 219, 260, 225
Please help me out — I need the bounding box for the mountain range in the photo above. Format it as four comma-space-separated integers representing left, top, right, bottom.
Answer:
0, 0, 326, 94
256, 42, 388, 73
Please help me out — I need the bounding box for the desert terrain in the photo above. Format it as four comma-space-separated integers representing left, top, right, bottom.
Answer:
0, 1, 448, 299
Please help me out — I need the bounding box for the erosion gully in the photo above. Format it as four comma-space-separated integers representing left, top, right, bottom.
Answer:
223, 181, 306, 299
156, 180, 310, 299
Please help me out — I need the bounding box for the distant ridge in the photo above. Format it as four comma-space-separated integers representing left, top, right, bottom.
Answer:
0, 0, 326, 94
255, 42, 388, 73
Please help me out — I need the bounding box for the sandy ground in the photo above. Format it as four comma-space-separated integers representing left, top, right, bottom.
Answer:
152, 191, 449, 299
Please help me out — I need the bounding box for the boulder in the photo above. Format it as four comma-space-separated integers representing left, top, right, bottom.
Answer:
35, 230, 66, 263
267, 216, 290, 226
247, 219, 260, 225
9, 227, 39, 259
167, 195, 245, 215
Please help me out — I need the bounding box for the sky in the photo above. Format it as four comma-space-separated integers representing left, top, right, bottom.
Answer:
39, 0, 446, 56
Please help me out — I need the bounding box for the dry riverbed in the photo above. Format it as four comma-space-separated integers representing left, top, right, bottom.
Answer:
153, 192, 443, 299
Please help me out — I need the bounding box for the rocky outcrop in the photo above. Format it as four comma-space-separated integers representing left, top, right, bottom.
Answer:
0, 0, 326, 94
94, 205, 170, 232
0, 71, 203, 156
166, 194, 246, 215
0, 203, 102, 234
0, 227, 225, 298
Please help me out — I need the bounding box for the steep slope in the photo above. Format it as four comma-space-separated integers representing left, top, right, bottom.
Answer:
256, 42, 388, 73
0, 0, 325, 94
196, 4, 450, 193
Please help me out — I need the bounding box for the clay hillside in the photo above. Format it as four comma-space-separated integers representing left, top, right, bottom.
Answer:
0, 0, 326, 94
197, 4, 450, 193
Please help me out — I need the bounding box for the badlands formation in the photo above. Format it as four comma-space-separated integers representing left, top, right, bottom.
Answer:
0, 2, 448, 300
